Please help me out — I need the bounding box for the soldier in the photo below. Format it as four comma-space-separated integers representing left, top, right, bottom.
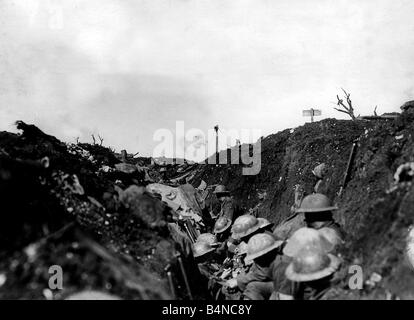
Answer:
283, 227, 337, 258
213, 185, 242, 223
231, 214, 263, 242
213, 217, 233, 260
318, 227, 344, 254
312, 163, 329, 194
194, 233, 226, 269
214, 217, 232, 240
220, 215, 264, 299
229, 214, 269, 262
192, 241, 222, 298
225, 233, 292, 300
285, 245, 341, 300
296, 193, 344, 239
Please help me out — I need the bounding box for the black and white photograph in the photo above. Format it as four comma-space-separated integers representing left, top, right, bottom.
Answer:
1, 0, 414, 307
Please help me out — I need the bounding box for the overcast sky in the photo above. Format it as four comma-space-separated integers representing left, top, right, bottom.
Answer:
1, 0, 414, 158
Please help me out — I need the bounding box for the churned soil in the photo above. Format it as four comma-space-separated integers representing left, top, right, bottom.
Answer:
0, 121, 178, 299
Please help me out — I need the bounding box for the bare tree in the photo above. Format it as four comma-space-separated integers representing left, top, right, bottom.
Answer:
334, 88, 358, 120
373, 105, 378, 116
98, 134, 104, 146
76, 137, 79, 144
91, 134, 96, 144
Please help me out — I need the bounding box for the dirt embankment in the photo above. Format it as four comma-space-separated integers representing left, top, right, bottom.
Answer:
194, 108, 414, 299
0, 121, 185, 299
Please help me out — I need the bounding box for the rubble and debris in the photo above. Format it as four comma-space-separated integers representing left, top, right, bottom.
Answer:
0, 121, 184, 300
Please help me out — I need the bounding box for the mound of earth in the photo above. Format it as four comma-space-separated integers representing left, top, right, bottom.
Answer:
193, 107, 414, 299
0, 121, 196, 299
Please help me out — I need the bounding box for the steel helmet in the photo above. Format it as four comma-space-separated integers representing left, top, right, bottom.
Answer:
312, 163, 327, 179
285, 246, 341, 282
192, 241, 215, 258
213, 217, 232, 234
245, 233, 283, 263
257, 217, 274, 230
295, 193, 338, 213
283, 227, 335, 257
318, 227, 344, 248
213, 185, 230, 196
197, 233, 218, 245
231, 214, 261, 240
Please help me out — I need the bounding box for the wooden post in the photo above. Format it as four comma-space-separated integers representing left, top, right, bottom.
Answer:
214, 125, 219, 165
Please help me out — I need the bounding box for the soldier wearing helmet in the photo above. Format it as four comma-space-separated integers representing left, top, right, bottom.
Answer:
296, 193, 344, 239
231, 214, 263, 242
193, 241, 220, 276
283, 227, 336, 258
214, 216, 232, 237
213, 185, 242, 223
212, 217, 233, 260
192, 240, 222, 298
228, 214, 268, 262
225, 233, 293, 300
285, 245, 341, 300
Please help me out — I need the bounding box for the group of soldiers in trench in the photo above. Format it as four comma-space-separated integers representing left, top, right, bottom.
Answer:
186, 163, 345, 300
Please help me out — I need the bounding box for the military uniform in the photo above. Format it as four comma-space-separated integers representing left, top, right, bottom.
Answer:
313, 220, 345, 241
236, 253, 293, 300
236, 262, 273, 300
218, 197, 242, 223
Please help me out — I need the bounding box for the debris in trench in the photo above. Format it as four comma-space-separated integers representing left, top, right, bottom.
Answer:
394, 162, 414, 184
